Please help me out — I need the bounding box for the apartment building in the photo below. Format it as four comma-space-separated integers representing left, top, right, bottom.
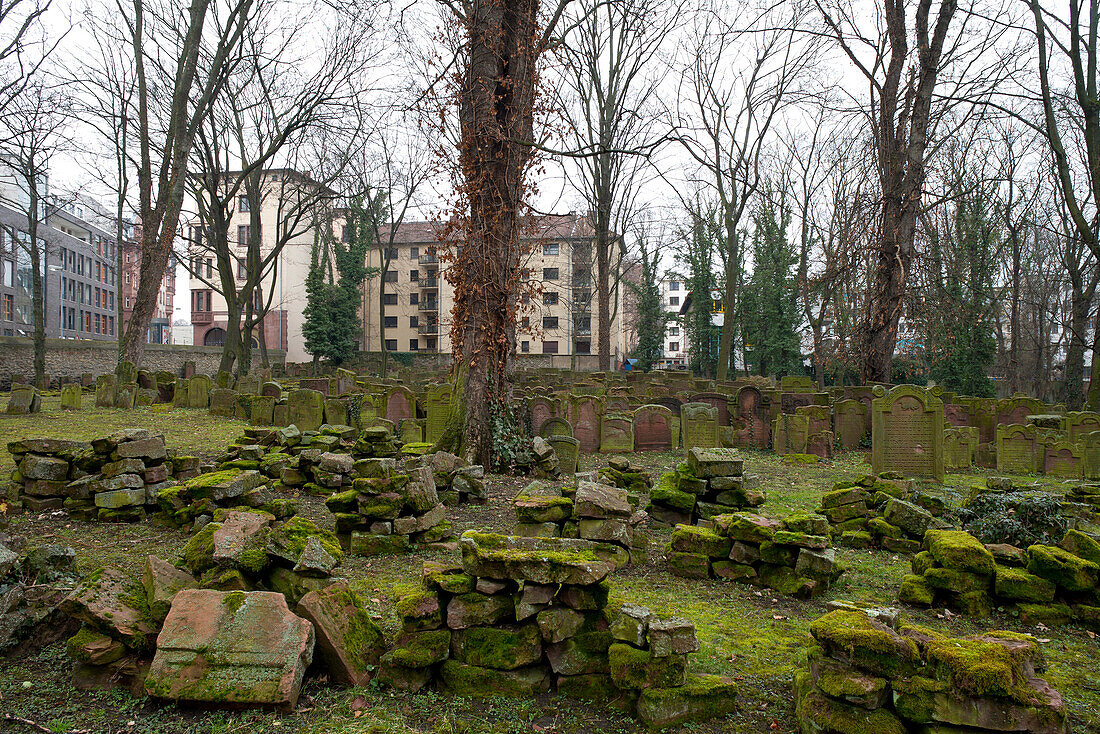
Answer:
359, 214, 628, 366
658, 275, 688, 369
0, 161, 119, 341
121, 224, 176, 344
187, 169, 332, 361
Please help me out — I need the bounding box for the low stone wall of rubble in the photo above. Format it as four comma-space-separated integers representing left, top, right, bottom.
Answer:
646, 448, 764, 527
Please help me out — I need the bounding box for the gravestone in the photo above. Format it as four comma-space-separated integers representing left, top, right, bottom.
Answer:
5, 384, 40, 414
996, 423, 1041, 475
797, 404, 830, 436
323, 398, 348, 427
633, 405, 673, 451
529, 397, 557, 436
943, 426, 978, 470
424, 384, 452, 444
843, 386, 875, 433
155, 373, 176, 403
772, 413, 809, 454
1043, 440, 1083, 479
689, 392, 731, 426
681, 402, 719, 450
273, 403, 290, 427
833, 399, 867, 450
262, 382, 283, 399
236, 374, 261, 396
1065, 411, 1100, 442
1083, 431, 1100, 480
733, 386, 769, 449
548, 435, 580, 475
780, 375, 814, 391
137, 370, 155, 389
115, 382, 138, 409
996, 394, 1047, 427
183, 361, 196, 379
95, 374, 118, 408
288, 388, 325, 432
209, 387, 238, 417
399, 419, 424, 444
871, 385, 945, 482
300, 377, 331, 396
246, 396, 275, 426
188, 375, 212, 408
335, 368, 357, 394
81, 372, 95, 387
215, 370, 233, 389
571, 396, 603, 453
115, 360, 137, 385
599, 413, 634, 453
943, 403, 971, 428
384, 386, 416, 425
539, 417, 574, 439
60, 383, 82, 411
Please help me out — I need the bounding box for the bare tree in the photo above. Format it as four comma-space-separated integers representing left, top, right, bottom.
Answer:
556, 0, 676, 370
0, 0, 60, 139
673, 0, 818, 381
114, 0, 254, 367
0, 81, 72, 386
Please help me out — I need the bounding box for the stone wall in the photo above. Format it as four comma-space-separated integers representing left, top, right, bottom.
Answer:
0, 336, 285, 388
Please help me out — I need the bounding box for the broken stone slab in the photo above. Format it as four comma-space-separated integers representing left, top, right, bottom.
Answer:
297, 581, 384, 687
647, 617, 698, 657
62, 568, 157, 650
686, 447, 744, 478
610, 602, 651, 647
145, 589, 314, 710
212, 510, 272, 569
573, 481, 632, 519
142, 555, 197, 622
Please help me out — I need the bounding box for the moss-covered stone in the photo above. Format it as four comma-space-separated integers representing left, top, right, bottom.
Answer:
954, 590, 993, 618
667, 551, 711, 579
1059, 529, 1100, 565
438, 660, 552, 697
267, 516, 344, 564
1018, 602, 1073, 627
388, 630, 452, 668
647, 483, 696, 514
759, 565, 816, 598
608, 643, 686, 689
808, 610, 919, 679
793, 669, 907, 734
757, 541, 798, 566
840, 530, 874, 549
926, 529, 995, 575
807, 646, 888, 708
995, 565, 1057, 603
635, 673, 738, 728
867, 517, 903, 539
670, 524, 731, 557
899, 574, 935, 607
780, 512, 831, 536
891, 675, 945, 723
451, 624, 542, 670
396, 590, 442, 631
925, 634, 1043, 703
911, 551, 935, 575
180, 522, 220, 575
1027, 543, 1099, 591
922, 566, 991, 594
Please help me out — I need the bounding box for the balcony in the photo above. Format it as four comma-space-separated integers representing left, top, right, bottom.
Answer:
192, 311, 213, 324
420, 277, 439, 289
418, 300, 439, 311
418, 323, 439, 335
418, 253, 438, 265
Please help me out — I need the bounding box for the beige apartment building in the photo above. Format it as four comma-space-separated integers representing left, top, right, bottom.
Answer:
187, 170, 333, 362
361, 214, 629, 367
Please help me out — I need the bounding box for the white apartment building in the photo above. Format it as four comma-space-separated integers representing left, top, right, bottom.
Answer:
658, 275, 688, 368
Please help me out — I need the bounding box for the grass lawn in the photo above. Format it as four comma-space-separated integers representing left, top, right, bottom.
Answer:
2, 398, 1099, 734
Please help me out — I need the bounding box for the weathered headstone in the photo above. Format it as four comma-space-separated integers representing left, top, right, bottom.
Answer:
60, 383, 82, 411
633, 405, 673, 451
832, 399, 867, 450
1083, 431, 1100, 480
95, 374, 118, 408
207, 387, 237, 417
995, 423, 1040, 475
871, 385, 945, 482
1043, 440, 1083, 478
943, 426, 978, 470
248, 396, 276, 426
1066, 411, 1100, 442
187, 375, 212, 409
424, 384, 452, 444
114, 382, 138, 409
323, 398, 348, 427
529, 396, 557, 436
236, 373, 261, 395
5, 384, 40, 414
688, 392, 731, 426
115, 360, 138, 385
771, 413, 809, 454
733, 386, 768, 449
681, 402, 719, 450
539, 417, 573, 439
173, 382, 190, 408
548, 435, 580, 475
384, 386, 416, 425
288, 388, 325, 432
398, 418, 423, 444
599, 413, 634, 453
261, 382, 283, 399
571, 396, 603, 453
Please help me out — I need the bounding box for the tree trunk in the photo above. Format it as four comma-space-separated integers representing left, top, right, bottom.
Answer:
219, 300, 242, 374
1065, 289, 1087, 410
596, 222, 610, 371
1087, 300, 1100, 410
27, 194, 45, 389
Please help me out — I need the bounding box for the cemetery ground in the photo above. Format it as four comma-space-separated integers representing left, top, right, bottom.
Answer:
2, 400, 1100, 734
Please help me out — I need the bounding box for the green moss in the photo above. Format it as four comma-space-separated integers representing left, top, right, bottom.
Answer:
648, 482, 696, 514
334, 587, 384, 672
995, 565, 1056, 603
795, 668, 907, 734
1060, 529, 1100, 565
222, 590, 247, 615
922, 566, 992, 594
926, 529, 995, 575
455, 624, 541, 669
271, 515, 344, 563
898, 574, 935, 607
670, 524, 731, 557
1027, 543, 1099, 592
180, 522, 221, 575
809, 610, 919, 678
911, 551, 935, 575
926, 635, 1045, 704
891, 675, 944, 723
389, 630, 450, 668
867, 517, 902, 539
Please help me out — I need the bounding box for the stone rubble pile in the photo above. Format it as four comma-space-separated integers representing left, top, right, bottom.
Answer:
795, 605, 1068, 734
513, 479, 647, 566
899, 528, 1100, 629
381, 531, 737, 729
5, 431, 199, 521
0, 533, 78, 652
324, 455, 454, 556
668, 511, 844, 598
597, 456, 652, 499
818, 473, 948, 553
646, 448, 764, 527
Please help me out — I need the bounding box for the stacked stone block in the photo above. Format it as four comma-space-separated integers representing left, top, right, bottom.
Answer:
380, 531, 737, 729
667, 511, 844, 598
818, 474, 946, 553
646, 448, 764, 527
899, 528, 1100, 629
513, 480, 645, 566
324, 457, 453, 556
6, 431, 185, 521
416, 450, 488, 506
597, 455, 652, 501
794, 606, 1067, 734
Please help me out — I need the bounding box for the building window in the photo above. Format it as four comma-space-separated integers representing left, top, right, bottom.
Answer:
542, 340, 558, 354
125, 272, 131, 284
409, 339, 419, 351
385, 339, 397, 351
206, 259, 213, 278
543, 292, 558, 305
543, 316, 558, 329
409, 292, 419, 305
126, 296, 131, 309
543, 243, 559, 256
410, 316, 418, 328
383, 270, 398, 283
237, 258, 247, 279
108, 316, 114, 335
2, 294, 11, 321
84, 312, 91, 331
385, 247, 398, 260
669, 296, 679, 306
670, 281, 679, 291
575, 340, 591, 354
1, 260, 11, 286
108, 292, 114, 310
383, 293, 398, 306
669, 341, 679, 351
521, 316, 530, 329
543, 267, 559, 280
410, 269, 419, 282
384, 316, 398, 328
341, 226, 350, 243
238, 225, 252, 245
669, 326, 679, 336
520, 340, 530, 353
410, 246, 419, 259
125, 252, 131, 264
239, 195, 250, 212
